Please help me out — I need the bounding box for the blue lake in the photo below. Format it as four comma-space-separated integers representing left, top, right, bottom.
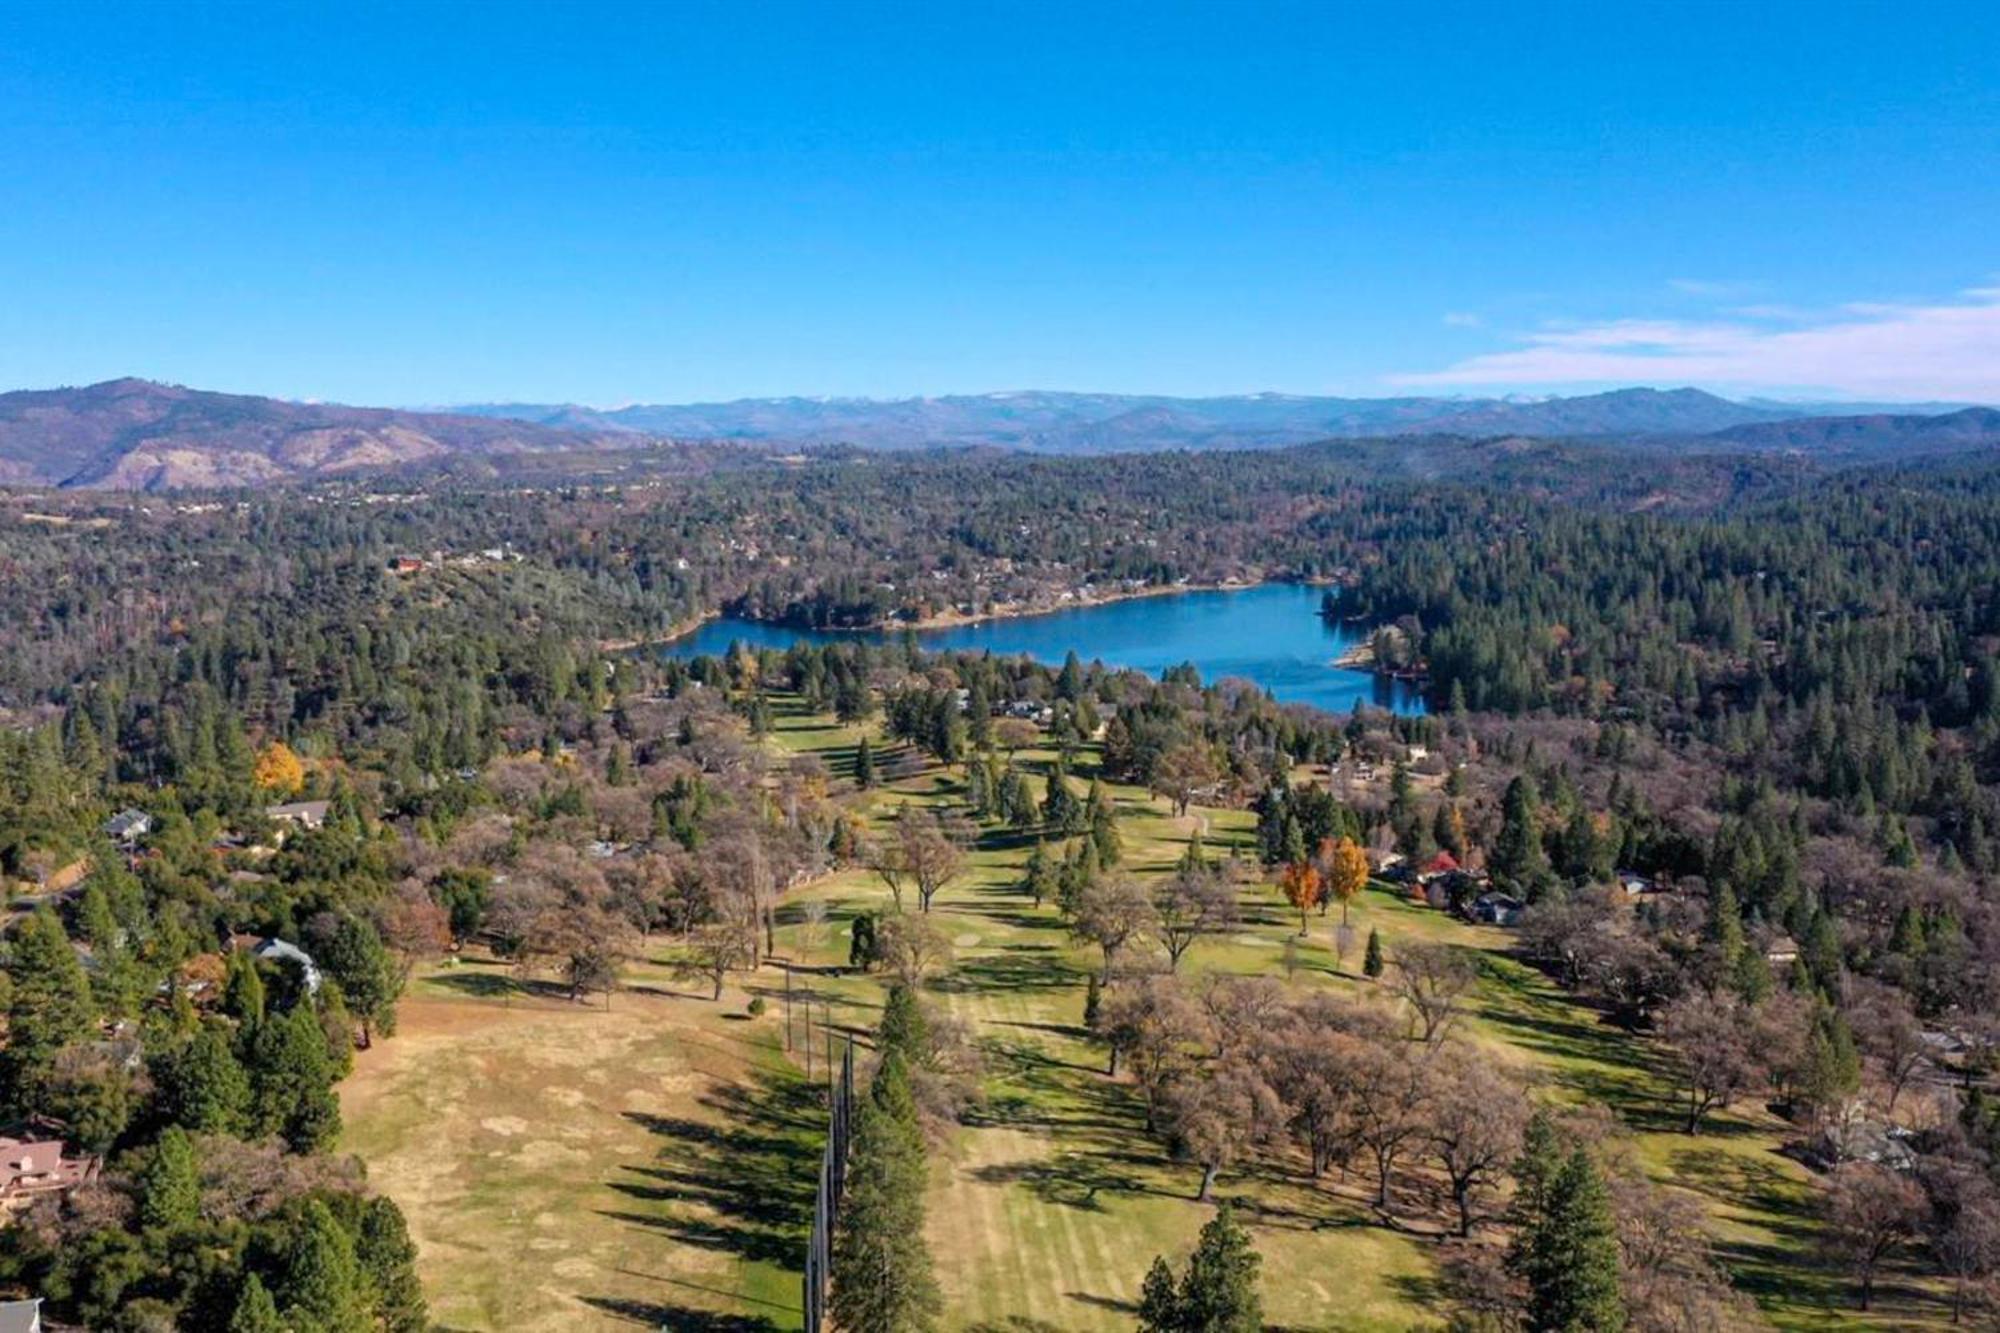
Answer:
664, 582, 1425, 716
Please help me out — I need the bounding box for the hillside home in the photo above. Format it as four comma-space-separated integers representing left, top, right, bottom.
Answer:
103, 808, 151, 844
229, 934, 324, 996
0, 1137, 98, 1217
264, 800, 331, 830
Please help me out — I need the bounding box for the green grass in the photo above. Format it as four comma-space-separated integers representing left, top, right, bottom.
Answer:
346, 695, 1949, 1329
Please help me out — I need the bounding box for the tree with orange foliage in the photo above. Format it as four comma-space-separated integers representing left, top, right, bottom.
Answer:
1280, 860, 1322, 937
1318, 835, 1370, 927
252, 741, 305, 795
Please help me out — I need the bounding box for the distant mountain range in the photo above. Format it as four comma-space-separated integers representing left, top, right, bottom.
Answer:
0, 379, 1994, 489
452, 386, 1988, 454
0, 378, 643, 489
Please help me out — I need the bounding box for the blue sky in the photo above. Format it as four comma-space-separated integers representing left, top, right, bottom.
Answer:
2, 2, 1995, 405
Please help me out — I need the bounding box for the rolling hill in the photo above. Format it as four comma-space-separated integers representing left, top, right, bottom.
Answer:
0, 378, 648, 489
1, 379, 1995, 489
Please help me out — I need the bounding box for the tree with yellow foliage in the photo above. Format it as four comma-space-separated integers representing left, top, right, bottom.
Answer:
252, 741, 305, 795
1280, 860, 1322, 938
1318, 835, 1370, 926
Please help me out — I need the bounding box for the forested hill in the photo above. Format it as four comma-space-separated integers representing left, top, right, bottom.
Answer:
0, 378, 656, 489
3, 379, 1995, 491
454, 385, 1994, 454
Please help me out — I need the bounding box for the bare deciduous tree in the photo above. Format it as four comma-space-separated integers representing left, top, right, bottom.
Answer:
875, 911, 956, 987
1660, 988, 1767, 1134
1151, 864, 1238, 970
1073, 872, 1158, 983
1391, 940, 1477, 1046
1427, 1048, 1529, 1236
1162, 1055, 1285, 1201
1821, 1163, 1925, 1311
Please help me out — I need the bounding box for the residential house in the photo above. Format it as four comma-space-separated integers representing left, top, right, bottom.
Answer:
1473, 893, 1527, 927
0, 1298, 42, 1333
264, 800, 331, 831
0, 1137, 98, 1217
1764, 934, 1801, 965
1616, 870, 1656, 897
230, 935, 324, 996
1417, 850, 1461, 880
103, 808, 152, 845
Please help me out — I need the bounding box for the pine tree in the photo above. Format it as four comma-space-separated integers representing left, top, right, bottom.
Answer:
1138, 1255, 1183, 1332
163, 1016, 250, 1128
1493, 775, 1551, 895
278, 1199, 367, 1331
1705, 881, 1745, 979
314, 914, 401, 1045
856, 735, 876, 789
223, 950, 267, 1026
1176, 1203, 1262, 1332
248, 1004, 342, 1152
228, 1274, 286, 1333
878, 984, 929, 1065
356, 1196, 429, 1333
139, 1127, 201, 1232
1523, 1149, 1625, 1332
1086, 779, 1122, 865
1363, 927, 1385, 979
2, 908, 96, 1117
830, 1059, 941, 1332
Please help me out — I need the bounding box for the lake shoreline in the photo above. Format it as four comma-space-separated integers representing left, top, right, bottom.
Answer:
645, 581, 1427, 717
640, 576, 1294, 649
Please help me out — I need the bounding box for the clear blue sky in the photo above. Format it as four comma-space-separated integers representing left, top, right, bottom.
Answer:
2, 2, 1996, 405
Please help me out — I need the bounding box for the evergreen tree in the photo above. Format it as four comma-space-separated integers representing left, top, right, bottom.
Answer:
830, 1058, 941, 1332
878, 984, 929, 1064
228, 1274, 286, 1333
162, 1021, 252, 1133
1177, 1203, 1263, 1332
1138, 1255, 1183, 1332
1087, 778, 1122, 865
138, 1127, 201, 1232
312, 914, 401, 1045
278, 1199, 367, 1332
1704, 881, 1745, 980
1522, 1149, 1625, 1333
248, 1004, 342, 1152
2, 908, 96, 1117
356, 1197, 428, 1333
1492, 775, 1551, 895
855, 735, 876, 789
1362, 927, 1384, 979
223, 950, 267, 1026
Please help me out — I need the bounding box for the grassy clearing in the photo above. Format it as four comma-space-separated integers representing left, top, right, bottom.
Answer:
345, 694, 1943, 1330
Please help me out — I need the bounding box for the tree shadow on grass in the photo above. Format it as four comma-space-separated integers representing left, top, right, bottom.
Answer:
425, 969, 582, 1004
1067, 1290, 1138, 1316
934, 946, 1082, 997
578, 1295, 784, 1331
604, 1065, 821, 1276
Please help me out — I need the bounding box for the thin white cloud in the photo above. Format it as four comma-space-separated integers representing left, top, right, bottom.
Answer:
1441, 311, 1482, 328
1391, 286, 2000, 401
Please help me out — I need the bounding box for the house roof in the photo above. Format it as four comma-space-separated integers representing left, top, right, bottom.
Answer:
0, 1136, 95, 1198
1422, 850, 1460, 874
0, 1298, 40, 1333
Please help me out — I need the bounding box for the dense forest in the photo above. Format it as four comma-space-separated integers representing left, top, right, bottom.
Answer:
7, 435, 2000, 1328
